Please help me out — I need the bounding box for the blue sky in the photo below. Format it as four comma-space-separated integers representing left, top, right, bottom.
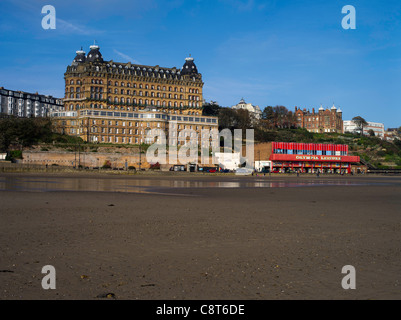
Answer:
0, 0, 400, 128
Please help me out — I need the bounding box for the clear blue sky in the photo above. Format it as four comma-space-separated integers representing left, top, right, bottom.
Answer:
0, 0, 400, 128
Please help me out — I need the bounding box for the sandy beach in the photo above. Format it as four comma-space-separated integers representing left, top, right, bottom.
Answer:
0, 172, 400, 300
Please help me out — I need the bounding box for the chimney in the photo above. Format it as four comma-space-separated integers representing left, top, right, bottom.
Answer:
295, 106, 298, 111
312, 108, 315, 114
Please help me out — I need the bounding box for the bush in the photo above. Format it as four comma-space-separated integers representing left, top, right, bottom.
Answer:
8, 150, 23, 160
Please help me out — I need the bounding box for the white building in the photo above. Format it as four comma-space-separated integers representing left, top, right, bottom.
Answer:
343, 120, 385, 138
0, 87, 63, 118
214, 152, 241, 170
232, 98, 262, 120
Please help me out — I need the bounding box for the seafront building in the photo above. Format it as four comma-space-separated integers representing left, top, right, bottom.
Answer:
295, 104, 343, 133
343, 120, 385, 139
0, 86, 63, 118
51, 44, 218, 146
250, 142, 361, 174
231, 98, 262, 119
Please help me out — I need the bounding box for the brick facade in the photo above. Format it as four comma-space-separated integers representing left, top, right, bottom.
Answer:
295, 105, 343, 133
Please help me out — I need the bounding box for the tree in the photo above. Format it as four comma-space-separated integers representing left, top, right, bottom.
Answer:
218, 107, 237, 131
202, 101, 220, 116
261, 106, 275, 129
234, 108, 253, 131
0, 117, 53, 152
368, 129, 375, 137
352, 116, 368, 136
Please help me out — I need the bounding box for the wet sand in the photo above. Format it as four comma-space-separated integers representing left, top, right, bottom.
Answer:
0, 173, 400, 300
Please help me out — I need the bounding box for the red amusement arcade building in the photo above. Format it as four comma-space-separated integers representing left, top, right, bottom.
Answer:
269, 142, 360, 174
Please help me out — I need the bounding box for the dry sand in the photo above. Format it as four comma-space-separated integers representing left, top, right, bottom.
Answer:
0, 173, 400, 300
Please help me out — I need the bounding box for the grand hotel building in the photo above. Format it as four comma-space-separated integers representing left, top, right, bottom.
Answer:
52, 44, 218, 146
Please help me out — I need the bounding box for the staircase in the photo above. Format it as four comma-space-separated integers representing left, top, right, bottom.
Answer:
359, 157, 376, 169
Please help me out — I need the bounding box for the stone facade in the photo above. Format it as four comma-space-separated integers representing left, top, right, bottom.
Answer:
52, 44, 218, 146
